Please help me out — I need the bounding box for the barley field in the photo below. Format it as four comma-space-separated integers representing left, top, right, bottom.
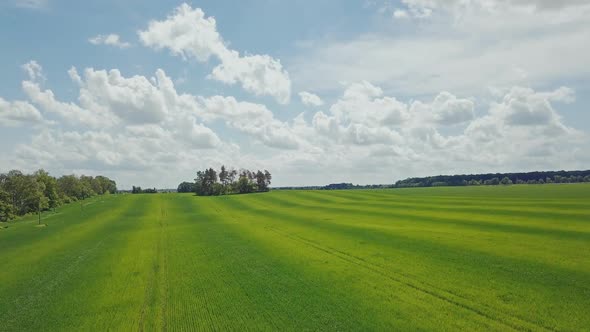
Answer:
1, 185, 589, 331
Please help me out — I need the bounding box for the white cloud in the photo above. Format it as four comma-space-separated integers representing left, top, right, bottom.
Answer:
291, 2, 590, 97
22, 60, 44, 82
88, 34, 131, 48
138, 3, 291, 104
330, 81, 409, 127
74, 67, 168, 124
22, 80, 116, 128
200, 95, 300, 149
3, 60, 587, 188
0, 97, 43, 127
429, 92, 474, 125
299, 91, 324, 106
491, 86, 572, 133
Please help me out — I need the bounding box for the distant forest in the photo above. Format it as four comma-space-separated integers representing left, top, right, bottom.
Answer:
275, 170, 590, 190
394, 170, 590, 188
0, 169, 117, 222
178, 166, 272, 196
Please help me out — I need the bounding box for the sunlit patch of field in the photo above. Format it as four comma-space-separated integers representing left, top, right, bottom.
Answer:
1, 184, 589, 331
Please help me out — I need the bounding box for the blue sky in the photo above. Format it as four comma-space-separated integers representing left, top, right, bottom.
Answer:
1, 0, 589, 188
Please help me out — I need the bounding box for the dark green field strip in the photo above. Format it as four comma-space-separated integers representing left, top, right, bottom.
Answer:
163, 194, 282, 331
246, 193, 590, 277
302, 190, 590, 218
277, 187, 590, 217
283, 190, 590, 222
165, 194, 381, 331
207, 196, 556, 331
303, 187, 590, 209
382, 184, 590, 199
260, 193, 590, 250
219, 194, 590, 331
180, 196, 516, 331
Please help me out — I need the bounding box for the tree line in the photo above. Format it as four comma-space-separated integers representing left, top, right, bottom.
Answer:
394, 170, 590, 188
0, 169, 117, 222
131, 186, 158, 194
178, 166, 272, 196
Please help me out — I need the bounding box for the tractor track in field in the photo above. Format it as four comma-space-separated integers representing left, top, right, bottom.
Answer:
138, 199, 170, 331
159, 203, 170, 332
264, 225, 555, 332
211, 200, 553, 331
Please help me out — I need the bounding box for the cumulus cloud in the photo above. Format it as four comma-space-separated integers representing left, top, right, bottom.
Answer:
22, 80, 116, 128
0, 98, 44, 127
73, 67, 168, 124
465, 86, 578, 147
3, 59, 587, 188
299, 91, 324, 106
200, 95, 300, 149
138, 3, 291, 104
490, 86, 573, 136
428, 92, 474, 125
22, 60, 44, 82
330, 81, 409, 127
88, 34, 131, 48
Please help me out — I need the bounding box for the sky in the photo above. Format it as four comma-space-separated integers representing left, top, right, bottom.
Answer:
0, 0, 589, 189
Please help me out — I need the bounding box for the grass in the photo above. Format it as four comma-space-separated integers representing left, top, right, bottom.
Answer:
0, 184, 589, 331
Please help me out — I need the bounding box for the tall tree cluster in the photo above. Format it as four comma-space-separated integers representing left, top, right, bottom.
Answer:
0, 169, 117, 222
190, 166, 271, 196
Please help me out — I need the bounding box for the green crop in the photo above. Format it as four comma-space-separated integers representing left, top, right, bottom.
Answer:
1, 184, 589, 331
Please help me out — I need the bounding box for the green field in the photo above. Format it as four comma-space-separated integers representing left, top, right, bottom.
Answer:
1, 185, 589, 331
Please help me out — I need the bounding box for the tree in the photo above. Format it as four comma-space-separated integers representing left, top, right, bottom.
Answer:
35, 169, 61, 210
237, 175, 255, 194
264, 170, 272, 188
206, 168, 218, 195
500, 177, 513, 185
219, 165, 229, 193
79, 175, 96, 199
177, 182, 195, 193
58, 175, 82, 202
255, 170, 268, 192
194, 171, 206, 195
0, 188, 14, 222
0, 170, 116, 222
191, 167, 271, 196
195, 168, 219, 196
